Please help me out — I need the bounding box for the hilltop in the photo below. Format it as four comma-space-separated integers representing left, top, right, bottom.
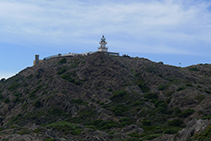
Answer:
0, 53, 211, 140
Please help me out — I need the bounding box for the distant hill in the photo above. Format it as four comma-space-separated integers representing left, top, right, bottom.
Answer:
0, 53, 211, 140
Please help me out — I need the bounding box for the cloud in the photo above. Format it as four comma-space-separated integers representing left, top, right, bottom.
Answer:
0, 0, 211, 55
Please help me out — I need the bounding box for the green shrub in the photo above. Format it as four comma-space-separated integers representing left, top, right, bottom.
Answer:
13, 92, 22, 97
110, 91, 127, 102
3, 98, 10, 103
128, 132, 140, 138
89, 119, 117, 130
28, 85, 42, 99
14, 97, 23, 103
138, 110, 148, 117
48, 107, 64, 116
61, 74, 75, 83
33, 100, 41, 108
61, 74, 81, 85
0, 78, 5, 82
144, 67, 156, 73
0, 127, 5, 132
67, 108, 97, 124
154, 100, 167, 114
70, 60, 80, 68
144, 93, 157, 99
58, 58, 67, 64
71, 129, 82, 135
70, 99, 88, 105
8, 125, 18, 129
100, 121, 117, 130
172, 107, 182, 117
99, 102, 104, 105
166, 97, 171, 104
8, 83, 21, 91
73, 81, 82, 85
17, 128, 31, 135
127, 137, 140, 141
194, 95, 205, 103
10, 114, 22, 124
197, 85, 202, 88
78, 108, 97, 120
202, 115, 211, 120
189, 67, 199, 71
26, 75, 33, 79
27, 112, 46, 120
107, 88, 113, 92
67, 117, 80, 124
45, 138, 55, 141
186, 83, 193, 87
167, 119, 183, 126
29, 92, 36, 99
33, 128, 42, 133
205, 90, 211, 94
142, 119, 151, 126
0, 93, 3, 100
174, 107, 181, 113
119, 117, 131, 126
90, 119, 103, 126
163, 128, 178, 134
155, 101, 166, 108
134, 74, 150, 93
158, 85, 168, 90
112, 104, 128, 116
157, 107, 167, 114
33, 85, 42, 93
46, 121, 77, 130
138, 83, 150, 93
142, 134, 161, 140
177, 87, 185, 92
133, 100, 143, 106
100, 120, 117, 130
57, 67, 68, 75
180, 109, 195, 118
22, 103, 28, 110
165, 91, 174, 97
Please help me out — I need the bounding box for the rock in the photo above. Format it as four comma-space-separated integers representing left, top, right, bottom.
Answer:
151, 135, 174, 141
121, 125, 144, 134
5, 134, 37, 141
176, 119, 211, 140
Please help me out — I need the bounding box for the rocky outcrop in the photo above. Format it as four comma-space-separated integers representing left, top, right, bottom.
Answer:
176, 119, 211, 140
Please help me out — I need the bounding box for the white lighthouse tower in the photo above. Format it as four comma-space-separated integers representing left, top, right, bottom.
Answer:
98, 35, 108, 52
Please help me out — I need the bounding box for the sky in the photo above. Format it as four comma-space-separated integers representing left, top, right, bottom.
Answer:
1, 0, 211, 79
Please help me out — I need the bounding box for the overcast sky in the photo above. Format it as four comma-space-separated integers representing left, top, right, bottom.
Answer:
1, 0, 211, 79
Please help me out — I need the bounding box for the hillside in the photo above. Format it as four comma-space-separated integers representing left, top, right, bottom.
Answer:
1, 52, 211, 140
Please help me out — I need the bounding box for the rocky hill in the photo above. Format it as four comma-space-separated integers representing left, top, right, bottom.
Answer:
0, 52, 211, 141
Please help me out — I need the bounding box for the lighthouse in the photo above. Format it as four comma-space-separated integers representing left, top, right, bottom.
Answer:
98, 35, 108, 52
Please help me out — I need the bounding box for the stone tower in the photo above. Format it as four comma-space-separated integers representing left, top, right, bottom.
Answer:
35, 55, 39, 65
98, 35, 108, 52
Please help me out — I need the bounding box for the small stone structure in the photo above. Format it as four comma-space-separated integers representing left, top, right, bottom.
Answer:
33, 55, 43, 65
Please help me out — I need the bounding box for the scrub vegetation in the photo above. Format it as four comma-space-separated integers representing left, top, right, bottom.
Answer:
0, 53, 211, 140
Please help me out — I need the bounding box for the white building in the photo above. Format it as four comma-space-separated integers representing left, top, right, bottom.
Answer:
97, 35, 119, 56
98, 35, 108, 52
